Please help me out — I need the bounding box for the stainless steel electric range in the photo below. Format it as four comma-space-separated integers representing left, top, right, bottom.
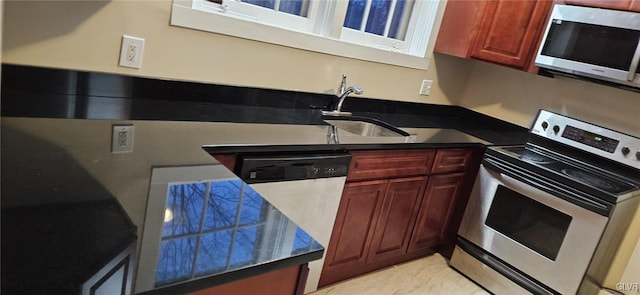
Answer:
450, 110, 640, 295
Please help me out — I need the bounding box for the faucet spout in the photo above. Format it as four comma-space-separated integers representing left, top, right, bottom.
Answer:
335, 85, 363, 113
323, 75, 364, 116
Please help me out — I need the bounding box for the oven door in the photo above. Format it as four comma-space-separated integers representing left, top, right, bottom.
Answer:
456, 160, 609, 295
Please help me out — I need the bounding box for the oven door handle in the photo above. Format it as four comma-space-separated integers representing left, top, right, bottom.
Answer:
483, 157, 612, 216
628, 37, 640, 82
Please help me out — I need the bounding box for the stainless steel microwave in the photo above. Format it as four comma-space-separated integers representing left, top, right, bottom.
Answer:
535, 5, 640, 89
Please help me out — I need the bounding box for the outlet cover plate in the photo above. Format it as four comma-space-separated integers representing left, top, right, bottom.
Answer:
119, 35, 145, 69
419, 79, 433, 96
112, 124, 134, 153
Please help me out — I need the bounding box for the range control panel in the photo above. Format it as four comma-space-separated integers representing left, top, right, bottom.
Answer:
562, 125, 619, 153
531, 110, 640, 169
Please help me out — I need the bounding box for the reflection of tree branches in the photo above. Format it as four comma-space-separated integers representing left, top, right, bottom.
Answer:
166, 183, 206, 236
198, 181, 263, 271
156, 237, 197, 285
205, 182, 240, 229
158, 180, 299, 282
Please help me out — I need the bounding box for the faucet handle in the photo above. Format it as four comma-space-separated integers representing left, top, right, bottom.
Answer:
338, 74, 347, 95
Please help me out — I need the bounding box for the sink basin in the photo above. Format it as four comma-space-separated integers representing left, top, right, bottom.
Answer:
322, 114, 410, 137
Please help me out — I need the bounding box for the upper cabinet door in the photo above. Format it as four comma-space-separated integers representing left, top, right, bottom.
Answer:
433, 0, 488, 57
434, 0, 553, 73
470, 0, 553, 69
565, 0, 639, 11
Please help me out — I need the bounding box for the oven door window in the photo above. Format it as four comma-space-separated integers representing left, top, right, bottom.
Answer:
485, 185, 572, 261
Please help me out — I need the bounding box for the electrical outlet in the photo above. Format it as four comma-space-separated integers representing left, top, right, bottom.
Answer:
419, 79, 433, 96
119, 35, 145, 69
112, 125, 134, 153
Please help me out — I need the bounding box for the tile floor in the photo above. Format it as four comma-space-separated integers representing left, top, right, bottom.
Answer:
310, 254, 489, 295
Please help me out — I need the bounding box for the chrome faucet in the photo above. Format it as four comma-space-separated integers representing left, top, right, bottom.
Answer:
338, 74, 347, 95
324, 75, 363, 115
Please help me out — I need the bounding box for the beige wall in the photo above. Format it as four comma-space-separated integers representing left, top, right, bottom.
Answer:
2, 0, 468, 105
455, 59, 640, 137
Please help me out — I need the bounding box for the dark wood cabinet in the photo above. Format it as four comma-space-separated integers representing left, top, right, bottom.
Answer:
346, 149, 435, 181
367, 177, 428, 263
408, 173, 466, 253
435, 0, 553, 73
320, 148, 481, 287
319, 180, 387, 287
188, 264, 307, 295
564, 0, 640, 11
471, 0, 552, 70
211, 153, 237, 171
432, 148, 475, 174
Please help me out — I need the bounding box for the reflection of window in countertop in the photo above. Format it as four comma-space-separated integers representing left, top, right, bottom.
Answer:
157, 179, 269, 285
136, 165, 320, 293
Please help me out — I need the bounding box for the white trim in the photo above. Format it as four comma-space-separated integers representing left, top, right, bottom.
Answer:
337, 0, 441, 57
341, 27, 409, 53
407, 0, 439, 56
170, 0, 432, 69
192, 0, 320, 33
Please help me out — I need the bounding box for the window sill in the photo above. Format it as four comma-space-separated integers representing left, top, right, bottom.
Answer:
170, 2, 431, 70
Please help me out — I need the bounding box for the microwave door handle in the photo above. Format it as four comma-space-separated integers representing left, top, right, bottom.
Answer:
628, 38, 640, 82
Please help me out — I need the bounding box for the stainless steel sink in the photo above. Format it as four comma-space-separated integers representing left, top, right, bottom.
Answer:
322, 113, 410, 137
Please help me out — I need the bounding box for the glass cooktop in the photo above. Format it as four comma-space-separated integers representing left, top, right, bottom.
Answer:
495, 146, 638, 196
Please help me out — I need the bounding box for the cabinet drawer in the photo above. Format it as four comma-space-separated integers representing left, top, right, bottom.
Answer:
431, 149, 474, 174
347, 150, 435, 181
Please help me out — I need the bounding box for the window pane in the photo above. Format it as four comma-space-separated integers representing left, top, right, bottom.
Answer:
239, 183, 266, 225
163, 183, 206, 237
389, 0, 412, 40
344, 0, 367, 30
230, 226, 261, 267
155, 237, 197, 286
292, 227, 313, 254
279, 0, 305, 16
365, 0, 391, 36
195, 230, 233, 275
203, 180, 241, 231
243, 0, 275, 9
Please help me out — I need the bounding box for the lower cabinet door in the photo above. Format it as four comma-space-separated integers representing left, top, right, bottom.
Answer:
188, 265, 305, 295
408, 173, 465, 253
367, 176, 428, 263
319, 180, 387, 287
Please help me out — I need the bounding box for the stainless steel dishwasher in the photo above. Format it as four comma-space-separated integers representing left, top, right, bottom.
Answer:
236, 152, 352, 294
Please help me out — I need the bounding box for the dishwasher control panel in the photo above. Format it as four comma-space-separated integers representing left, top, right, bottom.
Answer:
237, 152, 352, 184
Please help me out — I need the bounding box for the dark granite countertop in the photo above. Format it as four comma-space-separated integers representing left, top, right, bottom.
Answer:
135, 169, 323, 295
1, 64, 530, 147
0, 64, 530, 294
1, 122, 323, 295
1, 200, 137, 294
1, 124, 138, 294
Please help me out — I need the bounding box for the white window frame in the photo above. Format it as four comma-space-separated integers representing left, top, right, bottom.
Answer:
191, 0, 322, 34
170, 0, 440, 69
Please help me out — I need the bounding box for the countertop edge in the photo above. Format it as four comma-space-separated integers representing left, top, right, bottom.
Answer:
202, 142, 488, 154
137, 249, 323, 295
